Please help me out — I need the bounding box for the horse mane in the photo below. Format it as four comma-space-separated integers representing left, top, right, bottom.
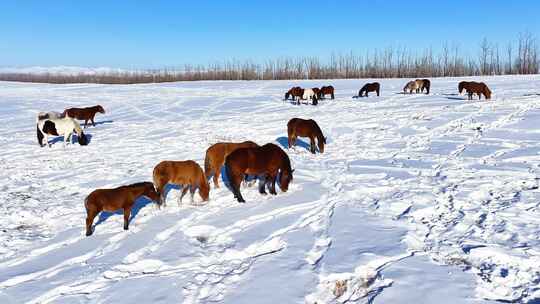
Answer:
119, 181, 154, 190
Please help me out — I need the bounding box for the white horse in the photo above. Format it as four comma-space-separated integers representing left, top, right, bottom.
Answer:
37, 116, 88, 147
299, 88, 319, 105
37, 111, 64, 121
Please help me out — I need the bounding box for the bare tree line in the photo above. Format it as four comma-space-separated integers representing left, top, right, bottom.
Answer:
1, 34, 538, 84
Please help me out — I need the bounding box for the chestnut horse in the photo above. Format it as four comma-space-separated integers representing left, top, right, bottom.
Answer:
416, 79, 431, 94
63, 105, 106, 128
287, 118, 326, 154
458, 81, 492, 100
319, 85, 335, 99
204, 140, 259, 188
358, 82, 380, 97
225, 143, 293, 203
285, 87, 304, 101
153, 160, 210, 206
84, 182, 159, 236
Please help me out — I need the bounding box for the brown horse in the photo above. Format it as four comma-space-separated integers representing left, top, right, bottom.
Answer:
225, 143, 293, 203
358, 82, 380, 97
458, 81, 492, 100
285, 87, 304, 101
84, 182, 159, 236
287, 118, 326, 154
319, 86, 335, 99
63, 105, 106, 128
415, 79, 431, 94
204, 141, 260, 188
153, 160, 210, 206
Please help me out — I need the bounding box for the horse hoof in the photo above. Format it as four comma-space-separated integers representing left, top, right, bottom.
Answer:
86, 231, 92, 236
237, 198, 246, 203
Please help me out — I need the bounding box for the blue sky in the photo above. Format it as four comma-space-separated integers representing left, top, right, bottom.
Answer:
1, 0, 538, 68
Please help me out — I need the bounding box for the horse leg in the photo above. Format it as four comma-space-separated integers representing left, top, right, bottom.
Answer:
214, 167, 221, 188
269, 175, 277, 195
190, 185, 195, 203
259, 175, 267, 195
310, 136, 316, 154
231, 173, 246, 203
83, 119, 88, 128
331, 93, 335, 99
123, 207, 132, 230
85, 208, 98, 236
377, 89, 380, 96
179, 185, 189, 205
91, 115, 96, 127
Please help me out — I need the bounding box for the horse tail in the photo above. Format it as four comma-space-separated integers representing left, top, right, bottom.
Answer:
204, 152, 212, 179
36, 123, 44, 146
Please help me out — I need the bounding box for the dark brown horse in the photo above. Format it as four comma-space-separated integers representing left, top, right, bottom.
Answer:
284, 87, 304, 101
358, 82, 380, 97
287, 118, 326, 154
225, 143, 293, 203
312, 87, 321, 98
153, 160, 210, 206
319, 86, 335, 99
204, 141, 259, 188
458, 81, 492, 100
84, 182, 159, 236
63, 105, 106, 128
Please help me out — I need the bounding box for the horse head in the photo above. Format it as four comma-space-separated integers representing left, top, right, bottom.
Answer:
279, 168, 294, 192
144, 183, 160, 202
77, 132, 89, 146
97, 105, 106, 114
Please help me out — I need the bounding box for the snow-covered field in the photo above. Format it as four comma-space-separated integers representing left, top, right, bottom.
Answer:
1, 76, 540, 303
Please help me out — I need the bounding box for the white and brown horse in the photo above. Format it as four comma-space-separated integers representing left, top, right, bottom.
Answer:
37, 115, 88, 147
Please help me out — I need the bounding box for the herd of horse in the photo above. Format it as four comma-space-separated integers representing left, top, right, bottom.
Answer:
35, 79, 492, 236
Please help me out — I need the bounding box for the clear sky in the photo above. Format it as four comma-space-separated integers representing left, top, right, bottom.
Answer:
1, 0, 538, 68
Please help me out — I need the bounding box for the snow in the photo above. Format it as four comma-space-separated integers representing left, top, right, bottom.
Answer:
0, 75, 540, 303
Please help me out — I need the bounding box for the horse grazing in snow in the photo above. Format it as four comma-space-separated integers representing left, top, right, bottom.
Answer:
63, 105, 106, 128
458, 81, 491, 100
37, 116, 88, 147
403, 81, 420, 94
225, 143, 293, 203
287, 118, 326, 154
285, 87, 304, 101
84, 182, 159, 236
204, 141, 260, 188
358, 82, 380, 97
153, 160, 210, 206
318, 86, 335, 99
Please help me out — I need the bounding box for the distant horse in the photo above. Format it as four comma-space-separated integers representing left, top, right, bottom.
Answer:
225, 143, 293, 202
358, 82, 380, 97
37, 116, 88, 147
204, 141, 260, 188
287, 118, 326, 154
319, 86, 335, 99
63, 105, 106, 128
458, 81, 492, 100
285, 87, 304, 101
403, 81, 420, 94
301, 88, 318, 105
415, 79, 431, 94
84, 182, 159, 236
153, 160, 210, 206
